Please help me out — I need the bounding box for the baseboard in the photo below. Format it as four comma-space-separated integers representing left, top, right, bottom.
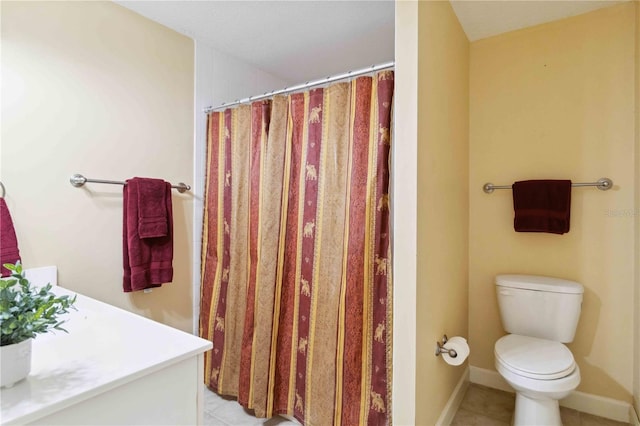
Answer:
469, 366, 513, 393
630, 405, 640, 426
469, 366, 631, 423
562, 391, 630, 423
436, 367, 470, 426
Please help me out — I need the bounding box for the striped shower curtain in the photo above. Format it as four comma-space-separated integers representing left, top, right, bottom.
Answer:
200, 71, 393, 426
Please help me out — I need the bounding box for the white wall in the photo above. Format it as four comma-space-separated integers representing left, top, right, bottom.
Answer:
192, 42, 290, 332
392, 2, 418, 424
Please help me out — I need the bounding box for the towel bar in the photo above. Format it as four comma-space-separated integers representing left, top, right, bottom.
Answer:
0, 181, 5, 198
70, 174, 190, 193
483, 177, 612, 194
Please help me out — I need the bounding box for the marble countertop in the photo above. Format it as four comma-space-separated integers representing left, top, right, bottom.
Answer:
0, 286, 212, 425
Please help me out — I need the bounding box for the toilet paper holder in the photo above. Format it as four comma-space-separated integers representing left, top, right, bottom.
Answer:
435, 335, 458, 358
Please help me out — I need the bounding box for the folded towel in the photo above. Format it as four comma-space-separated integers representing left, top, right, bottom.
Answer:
0, 198, 21, 277
513, 180, 572, 234
137, 178, 169, 239
123, 178, 173, 292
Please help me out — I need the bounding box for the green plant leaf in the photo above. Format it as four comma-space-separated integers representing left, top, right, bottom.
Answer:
2, 263, 18, 273
0, 262, 76, 346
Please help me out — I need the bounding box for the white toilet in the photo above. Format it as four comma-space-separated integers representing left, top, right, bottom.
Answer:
494, 274, 584, 425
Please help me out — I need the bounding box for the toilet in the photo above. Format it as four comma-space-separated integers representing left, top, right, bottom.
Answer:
494, 274, 584, 425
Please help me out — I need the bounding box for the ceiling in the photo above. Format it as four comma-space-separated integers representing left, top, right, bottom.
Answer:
116, 0, 626, 84
451, 0, 625, 42
116, 0, 395, 83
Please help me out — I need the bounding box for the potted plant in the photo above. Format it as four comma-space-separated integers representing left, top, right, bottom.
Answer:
0, 261, 76, 388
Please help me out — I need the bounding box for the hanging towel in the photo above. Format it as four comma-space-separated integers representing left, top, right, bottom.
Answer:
137, 178, 169, 238
513, 180, 572, 234
0, 198, 21, 277
123, 177, 173, 292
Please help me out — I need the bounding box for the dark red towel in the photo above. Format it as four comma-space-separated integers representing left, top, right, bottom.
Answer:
0, 198, 21, 277
513, 180, 572, 234
123, 178, 173, 292
137, 178, 169, 239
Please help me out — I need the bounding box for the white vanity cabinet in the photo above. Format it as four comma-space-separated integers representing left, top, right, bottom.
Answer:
0, 286, 212, 425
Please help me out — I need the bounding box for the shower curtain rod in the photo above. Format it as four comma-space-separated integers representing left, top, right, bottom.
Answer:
203, 61, 394, 113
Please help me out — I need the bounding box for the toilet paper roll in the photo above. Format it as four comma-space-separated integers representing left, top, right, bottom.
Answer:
442, 336, 470, 366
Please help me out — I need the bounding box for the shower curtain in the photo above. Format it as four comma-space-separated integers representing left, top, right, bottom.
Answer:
200, 70, 394, 426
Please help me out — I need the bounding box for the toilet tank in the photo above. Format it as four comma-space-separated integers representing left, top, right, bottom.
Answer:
496, 274, 584, 343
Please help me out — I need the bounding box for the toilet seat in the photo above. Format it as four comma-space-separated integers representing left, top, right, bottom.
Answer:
495, 335, 575, 380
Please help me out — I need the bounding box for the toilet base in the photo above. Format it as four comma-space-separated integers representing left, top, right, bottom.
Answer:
513, 393, 561, 426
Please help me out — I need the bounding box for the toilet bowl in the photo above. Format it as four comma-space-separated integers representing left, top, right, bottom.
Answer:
495, 334, 580, 425
494, 274, 584, 425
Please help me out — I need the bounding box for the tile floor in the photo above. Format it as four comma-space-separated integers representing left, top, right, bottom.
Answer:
452, 384, 630, 426
204, 384, 630, 425
203, 388, 299, 426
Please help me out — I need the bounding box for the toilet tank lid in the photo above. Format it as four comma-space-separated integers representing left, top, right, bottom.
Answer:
496, 274, 584, 294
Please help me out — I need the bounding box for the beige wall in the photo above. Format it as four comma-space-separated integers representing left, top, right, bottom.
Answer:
415, 2, 470, 424
1, 1, 195, 332
469, 3, 635, 402
635, 0, 640, 415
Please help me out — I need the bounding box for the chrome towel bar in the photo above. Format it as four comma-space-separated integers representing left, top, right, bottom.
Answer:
483, 177, 612, 194
70, 174, 190, 193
